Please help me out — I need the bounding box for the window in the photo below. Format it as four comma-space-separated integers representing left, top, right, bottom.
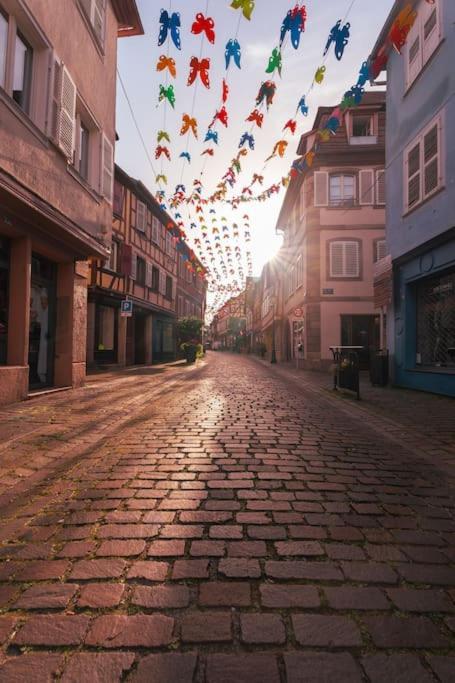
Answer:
349, 113, 378, 145
406, 0, 441, 88
375, 169, 386, 205
165, 275, 173, 299
107, 239, 120, 272
329, 174, 356, 207
404, 114, 443, 213
165, 232, 174, 256
353, 116, 371, 137
13, 31, 33, 113
136, 257, 146, 285
51, 59, 77, 160
152, 216, 160, 244
97, 305, 115, 352
136, 200, 147, 233
113, 180, 124, 217
78, 121, 89, 180
101, 133, 114, 202
296, 255, 304, 289
0, 11, 7, 89
151, 266, 159, 291
329, 241, 360, 278
416, 271, 455, 368
79, 0, 105, 46
374, 240, 387, 263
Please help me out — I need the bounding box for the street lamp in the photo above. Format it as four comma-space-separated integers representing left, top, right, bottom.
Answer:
271, 295, 277, 364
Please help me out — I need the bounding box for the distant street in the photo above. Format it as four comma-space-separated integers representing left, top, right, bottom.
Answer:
0, 353, 454, 682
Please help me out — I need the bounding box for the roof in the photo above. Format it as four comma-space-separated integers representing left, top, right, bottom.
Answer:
112, 0, 144, 37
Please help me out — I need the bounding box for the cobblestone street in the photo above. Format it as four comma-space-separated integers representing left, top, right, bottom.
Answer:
0, 353, 454, 682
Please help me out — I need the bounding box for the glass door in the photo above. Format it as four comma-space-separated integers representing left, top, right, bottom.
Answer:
29, 254, 56, 388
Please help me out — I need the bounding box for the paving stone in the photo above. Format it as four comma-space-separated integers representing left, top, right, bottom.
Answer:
78, 583, 126, 608
181, 612, 232, 642
0, 616, 17, 644
86, 614, 174, 647
132, 585, 189, 609
285, 653, 362, 683
172, 559, 209, 579
292, 614, 362, 647
426, 655, 455, 682
13, 583, 77, 610
362, 654, 434, 682
61, 653, 135, 682
70, 559, 127, 579
363, 615, 450, 648
97, 540, 145, 556
218, 558, 261, 578
199, 582, 251, 607
324, 586, 389, 610
0, 654, 63, 683
240, 614, 285, 644
386, 588, 455, 612
127, 561, 168, 581
14, 615, 90, 646
206, 654, 280, 683
260, 584, 320, 608
132, 653, 197, 683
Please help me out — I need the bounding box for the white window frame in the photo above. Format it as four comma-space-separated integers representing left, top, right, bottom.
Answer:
329, 173, 357, 207
79, 0, 106, 48
349, 112, 378, 146
100, 132, 114, 203
329, 240, 360, 278
406, 0, 442, 89
403, 112, 444, 214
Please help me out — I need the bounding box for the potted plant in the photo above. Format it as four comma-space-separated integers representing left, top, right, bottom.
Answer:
177, 317, 203, 364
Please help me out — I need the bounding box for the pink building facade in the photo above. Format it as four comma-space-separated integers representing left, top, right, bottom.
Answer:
275, 93, 386, 369
0, 0, 142, 404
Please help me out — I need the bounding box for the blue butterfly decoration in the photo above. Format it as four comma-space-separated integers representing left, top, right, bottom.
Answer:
239, 132, 255, 150
158, 9, 181, 50
175, 185, 185, 194
225, 39, 241, 69
323, 20, 350, 61
279, 7, 306, 50
174, 212, 182, 219
297, 96, 309, 116
156, 190, 165, 199
209, 209, 216, 214
160, 203, 168, 210
179, 152, 191, 163
205, 129, 219, 144
190, 222, 197, 229
325, 116, 341, 135
356, 61, 370, 88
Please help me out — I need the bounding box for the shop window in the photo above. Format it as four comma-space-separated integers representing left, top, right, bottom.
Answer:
329, 240, 360, 278
0, 237, 10, 365
13, 30, 33, 113
136, 257, 146, 285
416, 271, 455, 368
97, 305, 115, 351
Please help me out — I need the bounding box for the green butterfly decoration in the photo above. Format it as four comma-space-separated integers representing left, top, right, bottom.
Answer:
266, 48, 282, 77
159, 84, 175, 108
157, 130, 170, 143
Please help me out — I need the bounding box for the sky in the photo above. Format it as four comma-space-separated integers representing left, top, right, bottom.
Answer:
115, 0, 394, 309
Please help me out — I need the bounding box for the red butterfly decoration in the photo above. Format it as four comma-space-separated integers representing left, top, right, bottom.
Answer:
212, 105, 229, 128
187, 56, 210, 88
283, 119, 297, 134
222, 79, 229, 103
191, 13, 215, 44
201, 148, 214, 156
246, 109, 264, 128
155, 145, 170, 160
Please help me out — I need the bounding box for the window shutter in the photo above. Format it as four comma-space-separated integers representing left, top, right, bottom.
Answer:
159, 270, 166, 295
375, 240, 387, 262
422, 2, 440, 64
172, 278, 176, 301
152, 217, 160, 244
136, 201, 146, 232
423, 123, 439, 197
375, 169, 386, 205
130, 253, 137, 280
407, 141, 421, 210
58, 65, 76, 160
359, 169, 374, 205
330, 242, 344, 277
314, 171, 328, 207
50, 57, 62, 140
407, 20, 422, 87
93, 0, 105, 43
101, 133, 114, 202
146, 261, 153, 287
345, 242, 360, 277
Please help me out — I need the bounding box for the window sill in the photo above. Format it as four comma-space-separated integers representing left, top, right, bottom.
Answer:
0, 87, 48, 147
349, 136, 378, 146
67, 165, 102, 203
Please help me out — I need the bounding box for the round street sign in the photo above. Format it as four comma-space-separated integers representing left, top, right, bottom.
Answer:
293, 307, 303, 318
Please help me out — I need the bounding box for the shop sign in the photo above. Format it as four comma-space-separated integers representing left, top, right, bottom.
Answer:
121, 300, 133, 317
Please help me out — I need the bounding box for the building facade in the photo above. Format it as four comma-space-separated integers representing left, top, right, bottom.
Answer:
372, 0, 454, 396
275, 93, 386, 369
88, 165, 177, 367
211, 292, 246, 350
0, 0, 142, 404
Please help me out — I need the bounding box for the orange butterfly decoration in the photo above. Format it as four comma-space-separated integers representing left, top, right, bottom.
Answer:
156, 55, 176, 78
180, 114, 198, 138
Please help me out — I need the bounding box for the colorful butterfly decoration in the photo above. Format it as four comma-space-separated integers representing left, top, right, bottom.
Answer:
222, 79, 229, 103
239, 132, 255, 150
191, 12, 215, 44
155, 145, 170, 160
297, 96, 309, 116
283, 119, 297, 134
204, 129, 219, 144
156, 174, 167, 184
180, 114, 198, 138
159, 84, 176, 108
225, 39, 242, 69
158, 10, 181, 50
202, 149, 214, 156
179, 152, 191, 163
323, 20, 351, 61
314, 66, 326, 84
187, 57, 211, 88
280, 4, 307, 49
271, 140, 288, 158
255, 81, 276, 109
212, 106, 229, 128
156, 55, 176, 78
388, 3, 417, 54
230, 0, 255, 21
266, 48, 282, 76
157, 130, 170, 143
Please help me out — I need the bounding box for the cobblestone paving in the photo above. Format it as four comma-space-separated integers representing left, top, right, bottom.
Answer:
0, 353, 454, 681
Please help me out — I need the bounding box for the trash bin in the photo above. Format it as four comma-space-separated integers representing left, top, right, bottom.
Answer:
369, 349, 389, 387
329, 346, 362, 400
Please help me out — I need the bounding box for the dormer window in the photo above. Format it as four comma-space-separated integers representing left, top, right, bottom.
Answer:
349, 113, 378, 145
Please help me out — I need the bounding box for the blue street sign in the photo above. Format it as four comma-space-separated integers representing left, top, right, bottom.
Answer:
120, 300, 133, 317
